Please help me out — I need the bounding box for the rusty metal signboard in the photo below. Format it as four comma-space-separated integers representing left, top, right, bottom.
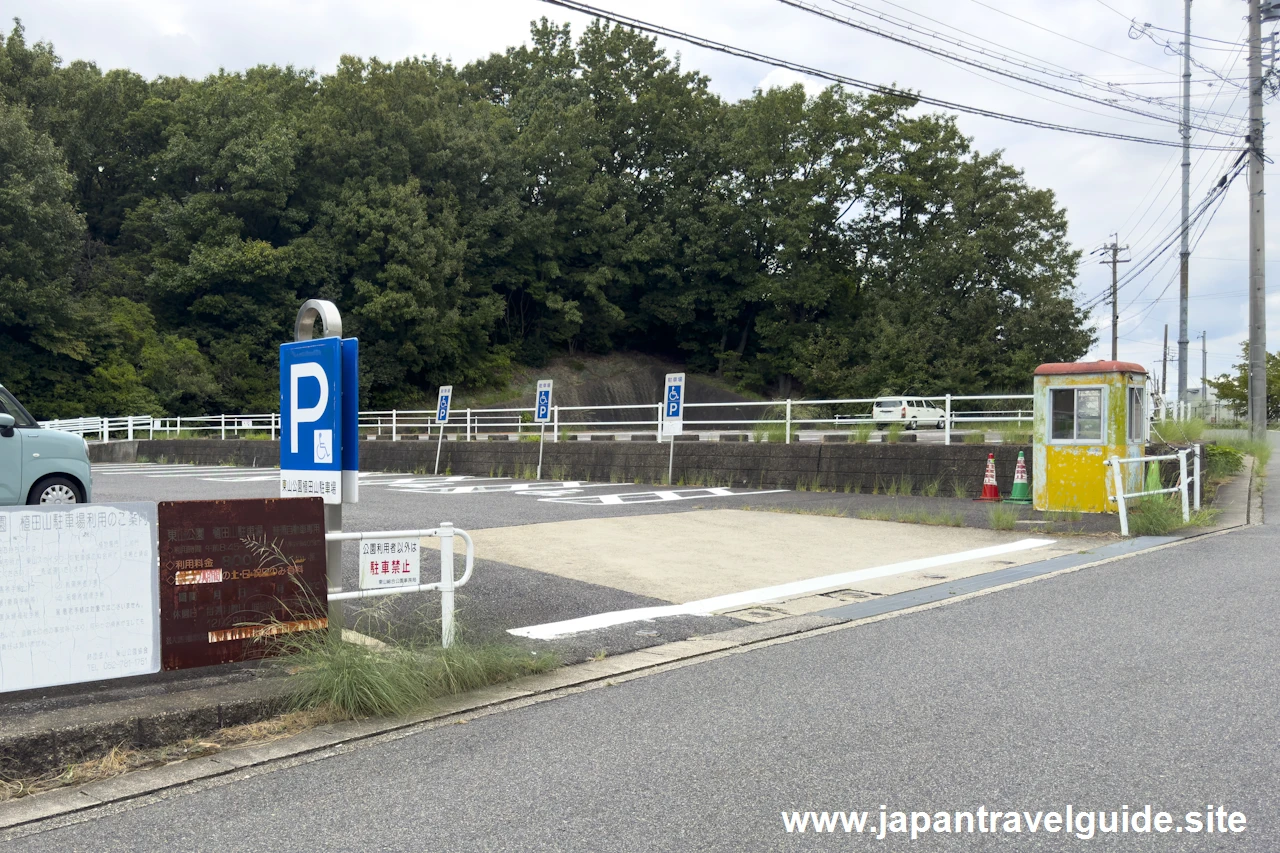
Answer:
157, 498, 327, 670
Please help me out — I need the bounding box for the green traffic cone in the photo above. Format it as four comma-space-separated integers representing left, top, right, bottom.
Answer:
1004, 451, 1032, 505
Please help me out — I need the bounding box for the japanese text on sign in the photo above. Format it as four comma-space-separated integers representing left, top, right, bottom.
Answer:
358, 538, 421, 590
0, 503, 160, 693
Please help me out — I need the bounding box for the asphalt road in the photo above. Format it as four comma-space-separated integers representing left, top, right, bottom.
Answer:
10, 454, 1275, 851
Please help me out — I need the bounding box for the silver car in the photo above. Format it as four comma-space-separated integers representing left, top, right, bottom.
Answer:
0, 385, 93, 504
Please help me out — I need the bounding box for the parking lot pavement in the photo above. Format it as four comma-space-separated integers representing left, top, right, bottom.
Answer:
90, 464, 1111, 664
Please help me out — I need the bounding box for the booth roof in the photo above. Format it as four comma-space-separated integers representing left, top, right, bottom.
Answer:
1033, 360, 1147, 376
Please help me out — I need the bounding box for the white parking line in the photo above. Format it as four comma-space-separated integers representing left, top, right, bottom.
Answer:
507, 538, 1057, 640
389, 481, 602, 495
538, 488, 785, 505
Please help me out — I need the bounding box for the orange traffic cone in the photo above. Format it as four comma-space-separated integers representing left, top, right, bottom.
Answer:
975, 452, 1001, 501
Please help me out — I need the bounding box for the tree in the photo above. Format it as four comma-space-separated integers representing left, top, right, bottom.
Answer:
1209, 342, 1280, 421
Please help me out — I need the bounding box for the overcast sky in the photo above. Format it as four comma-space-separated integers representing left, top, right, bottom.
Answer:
7, 0, 1277, 389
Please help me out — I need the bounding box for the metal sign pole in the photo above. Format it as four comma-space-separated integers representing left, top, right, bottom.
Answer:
293, 299, 345, 631
538, 423, 546, 480
435, 421, 444, 475
668, 435, 675, 486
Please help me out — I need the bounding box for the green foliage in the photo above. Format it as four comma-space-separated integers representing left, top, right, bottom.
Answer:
281, 628, 560, 719
0, 20, 1093, 418
853, 423, 874, 443
962, 431, 986, 444
1208, 342, 1280, 421
1154, 418, 1205, 443
1204, 444, 1245, 479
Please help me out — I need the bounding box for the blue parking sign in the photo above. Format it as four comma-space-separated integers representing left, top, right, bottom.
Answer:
437, 386, 453, 424
535, 379, 553, 424
661, 373, 684, 437
280, 338, 342, 503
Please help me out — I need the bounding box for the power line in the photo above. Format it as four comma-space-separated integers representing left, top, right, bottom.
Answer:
962, 0, 1177, 74
538, 0, 1241, 151
1080, 151, 1248, 313
811, 0, 1242, 122
780, 0, 1241, 128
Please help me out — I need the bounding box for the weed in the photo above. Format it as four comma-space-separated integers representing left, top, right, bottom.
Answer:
962, 431, 986, 445
898, 475, 913, 496
1126, 494, 1186, 536
886, 423, 905, 443
753, 423, 789, 444
495, 464, 504, 478
859, 508, 966, 527
871, 476, 881, 495
1154, 417, 1206, 443
998, 425, 1032, 445
853, 424, 874, 443
921, 476, 942, 498
988, 504, 1020, 530
444, 465, 452, 476
592, 649, 607, 661
278, 627, 560, 720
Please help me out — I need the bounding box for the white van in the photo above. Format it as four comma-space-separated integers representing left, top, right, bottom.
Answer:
872, 397, 947, 431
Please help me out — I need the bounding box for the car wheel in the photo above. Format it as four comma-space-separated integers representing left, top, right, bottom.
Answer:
28, 476, 83, 505
937, 418, 946, 429
908, 418, 918, 431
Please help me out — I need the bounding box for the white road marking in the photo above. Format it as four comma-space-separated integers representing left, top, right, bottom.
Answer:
389, 481, 603, 495
538, 487, 786, 505
508, 538, 1058, 640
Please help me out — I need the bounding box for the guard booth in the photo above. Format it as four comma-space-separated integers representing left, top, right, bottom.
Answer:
1032, 361, 1148, 513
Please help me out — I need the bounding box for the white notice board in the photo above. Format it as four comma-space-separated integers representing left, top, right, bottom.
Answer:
358, 537, 422, 590
0, 502, 160, 693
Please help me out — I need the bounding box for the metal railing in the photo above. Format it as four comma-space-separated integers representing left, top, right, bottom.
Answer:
1105, 447, 1200, 537
325, 522, 474, 647
42, 392, 1035, 446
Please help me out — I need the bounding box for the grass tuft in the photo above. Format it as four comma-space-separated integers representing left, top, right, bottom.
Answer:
988, 504, 1020, 530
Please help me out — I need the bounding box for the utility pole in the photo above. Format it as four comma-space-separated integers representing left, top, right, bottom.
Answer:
1201, 330, 1208, 415
1247, 0, 1271, 438
1162, 324, 1169, 399
1177, 0, 1192, 406
1099, 236, 1130, 360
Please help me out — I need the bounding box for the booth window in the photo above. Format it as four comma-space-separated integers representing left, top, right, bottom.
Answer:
1128, 386, 1145, 442
1050, 388, 1103, 442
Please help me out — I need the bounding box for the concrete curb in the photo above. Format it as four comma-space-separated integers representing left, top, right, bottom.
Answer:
0, 513, 1257, 834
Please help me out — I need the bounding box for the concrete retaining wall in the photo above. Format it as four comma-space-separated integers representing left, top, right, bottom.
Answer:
92, 438, 1034, 495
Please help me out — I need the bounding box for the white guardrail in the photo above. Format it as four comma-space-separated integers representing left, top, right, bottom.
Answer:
326, 523, 474, 648
42, 393, 1034, 447
1105, 446, 1200, 537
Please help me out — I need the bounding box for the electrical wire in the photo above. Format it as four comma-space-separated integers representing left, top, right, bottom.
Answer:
538, 0, 1241, 151
962, 0, 1176, 74
781, 0, 1241, 127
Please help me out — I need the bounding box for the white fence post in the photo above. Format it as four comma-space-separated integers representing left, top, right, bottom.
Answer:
220, 413, 226, 440
100, 418, 108, 442
785, 399, 792, 444
127, 417, 134, 441
1193, 444, 1201, 511
944, 394, 952, 446
148, 417, 154, 440
439, 522, 456, 648
392, 410, 398, 442
466, 408, 472, 442
1178, 449, 1190, 522
1109, 457, 1129, 536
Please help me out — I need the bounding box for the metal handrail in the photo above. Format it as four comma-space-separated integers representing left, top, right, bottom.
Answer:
324, 523, 474, 647
1104, 447, 1199, 536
